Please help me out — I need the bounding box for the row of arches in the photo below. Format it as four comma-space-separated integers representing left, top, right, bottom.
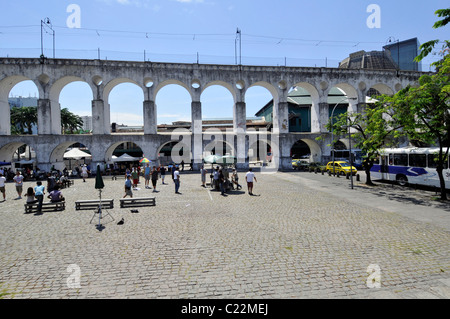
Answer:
6, 77, 394, 133
0, 137, 328, 173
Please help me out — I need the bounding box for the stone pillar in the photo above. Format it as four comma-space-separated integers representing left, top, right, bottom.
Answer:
92, 99, 107, 135
191, 101, 202, 170
273, 101, 289, 134
233, 101, 247, 169
37, 99, 60, 135
0, 99, 10, 135
319, 102, 330, 133
233, 101, 246, 132
143, 100, 157, 135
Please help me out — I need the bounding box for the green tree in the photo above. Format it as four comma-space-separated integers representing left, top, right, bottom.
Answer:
61, 108, 83, 134
415, 8, 450, 62
389, 54, 450, 200
10, 106, 37, 135
327, 104, 403, 186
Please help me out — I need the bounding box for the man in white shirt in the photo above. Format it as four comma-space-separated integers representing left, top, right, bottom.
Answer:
245, 168, 257, 195
13, 171, 24, 199
173, 167, 181, 194
0, 173, 6, 201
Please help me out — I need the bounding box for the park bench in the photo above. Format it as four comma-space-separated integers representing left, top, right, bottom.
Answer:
61, 179, 74, 188
24, 201, 66, 214
75, 199, 114, 210
119, 197, 156, 208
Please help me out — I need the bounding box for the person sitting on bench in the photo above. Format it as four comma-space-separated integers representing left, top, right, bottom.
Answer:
26, 187, 38, 204
47, 185, 65, 202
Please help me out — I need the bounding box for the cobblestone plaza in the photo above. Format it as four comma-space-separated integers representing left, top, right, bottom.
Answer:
0, 170, 449, 299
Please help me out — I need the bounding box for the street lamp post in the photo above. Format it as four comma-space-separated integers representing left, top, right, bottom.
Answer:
40, 18, 55, 59
330, 97, 357, 175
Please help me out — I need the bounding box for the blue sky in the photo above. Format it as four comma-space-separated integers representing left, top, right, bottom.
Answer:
2, 0, 449, 125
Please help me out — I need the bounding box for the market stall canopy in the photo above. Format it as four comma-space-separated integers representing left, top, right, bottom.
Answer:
63, 148, 92, 159
113, 153, 140, 162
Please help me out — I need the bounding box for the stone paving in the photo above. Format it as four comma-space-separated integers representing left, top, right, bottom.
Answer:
0, 169, 449, 299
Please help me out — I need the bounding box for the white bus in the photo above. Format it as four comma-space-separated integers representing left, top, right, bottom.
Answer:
331, 149, 364, 169
370, 147, 450, 189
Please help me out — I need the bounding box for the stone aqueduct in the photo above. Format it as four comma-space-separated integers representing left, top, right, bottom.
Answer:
0, 57, 424, 171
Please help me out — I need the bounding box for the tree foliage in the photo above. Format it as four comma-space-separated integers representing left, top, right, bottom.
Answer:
388, 54, 450, 199
415, 8, 450, 62
10, 106, 84, 135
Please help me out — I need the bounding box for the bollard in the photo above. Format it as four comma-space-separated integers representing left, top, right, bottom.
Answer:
356, 174, 360, 182
346, 173, 349, 180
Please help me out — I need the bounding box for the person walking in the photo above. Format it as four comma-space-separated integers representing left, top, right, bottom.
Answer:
219, 169, 226, 196
213, 166, 220, 191
151, 166, 159, 192
81, 164, 89, 182
131, 167, 139, 190
173, 167, 181, 194
34, 181, 45, 213
0, 173, 6, 202
144, 163, 151, 189
245, 168, 257, 195
200, 165, 207, 187
160, 165, 166, 184
13, 171, 24, 199
123, 175, 133, 198
231, 168, 242, 190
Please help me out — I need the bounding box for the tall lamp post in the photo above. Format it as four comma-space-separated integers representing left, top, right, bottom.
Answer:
41, 17, 55, 59
342, 117, 354, 189
330, 97, 357, 175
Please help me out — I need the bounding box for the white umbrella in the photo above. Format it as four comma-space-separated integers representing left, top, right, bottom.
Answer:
63, 148, 92, 159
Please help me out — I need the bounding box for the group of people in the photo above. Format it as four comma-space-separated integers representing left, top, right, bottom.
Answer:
123, 164, 180, 198
202, 165, 257, 196
0, 170, 65, 213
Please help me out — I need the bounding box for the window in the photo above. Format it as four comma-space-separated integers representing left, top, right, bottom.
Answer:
428, 154, 449, 169
393, 154, 408, 166
409, 154, 426, 168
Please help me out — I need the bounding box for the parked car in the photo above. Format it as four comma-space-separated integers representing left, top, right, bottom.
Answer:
308, 162, 326, 172
292, 160, 309, 170
326, 161, 357, 175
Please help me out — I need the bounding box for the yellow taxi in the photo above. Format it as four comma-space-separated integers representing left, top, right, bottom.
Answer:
326, 161, 357, 175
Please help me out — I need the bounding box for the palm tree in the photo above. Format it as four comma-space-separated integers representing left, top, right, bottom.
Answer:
10, 106, 37, 134
61, 108, 83, 134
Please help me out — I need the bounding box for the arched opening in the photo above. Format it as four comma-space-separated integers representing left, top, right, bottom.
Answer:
6, 80, 39, 135
287, 85, 314, 132
248, 139, 273, 166
59, 80, 93, 134
201, 84, 234, 130
106, 141, 144, 174
291, 140, 311, 161
0, 142, 36, 180
107, 82, 144, 131
157, 140, 191, 166
327, 86, 350, 122
290, 139, 322, 163
155, 83, 191, 127
245, 84, 274, 131
50, 142, 92, 175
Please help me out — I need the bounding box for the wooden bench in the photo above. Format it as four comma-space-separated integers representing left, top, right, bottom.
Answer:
75, 199, 114, 210
24, 201, 66, 214
120, 197, 156, 208
61, 179, 74, 188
